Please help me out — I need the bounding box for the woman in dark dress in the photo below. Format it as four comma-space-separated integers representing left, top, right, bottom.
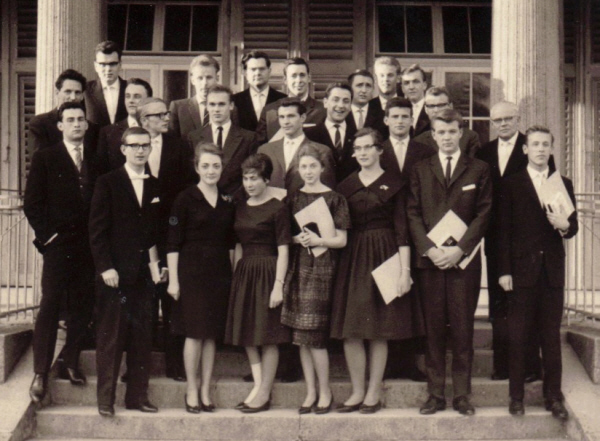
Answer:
225, 153, 291, 413
166, 143, 235, 413
282, 144, 350, 414
330, 128, 416, 414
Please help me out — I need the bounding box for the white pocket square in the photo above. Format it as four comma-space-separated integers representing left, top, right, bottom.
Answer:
462, 184, 476, 191
151, 197, 160, 203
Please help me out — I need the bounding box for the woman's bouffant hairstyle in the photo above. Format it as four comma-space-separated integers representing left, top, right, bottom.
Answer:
241, 153, 273, 181
353, 127, 383, 151
297, 144, 326, 168
194, 142, 223, 168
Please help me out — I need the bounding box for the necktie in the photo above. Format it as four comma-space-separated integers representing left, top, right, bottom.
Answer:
216, 126, 223, 149
445, 156, 453, 186
499, 142, 510, 176
73, 146, 82, 171
333, 124, 342, 150
534, 173, 545, 191
202, 106, 209, 127
357, 108, 364, 129
397, 140, 405, 172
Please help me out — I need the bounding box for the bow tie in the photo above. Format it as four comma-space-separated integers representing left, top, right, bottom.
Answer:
130, 174, 149, 180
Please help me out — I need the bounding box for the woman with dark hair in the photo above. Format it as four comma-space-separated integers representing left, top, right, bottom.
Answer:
166, 142, 235, 413
330, 128, 420, 414
225, 153, 291, 413
282, 144, 350, 414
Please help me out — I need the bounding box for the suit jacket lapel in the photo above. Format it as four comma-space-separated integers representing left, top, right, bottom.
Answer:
222, 126, 241, 167
117, 167, 141, 210
58, 142, 80, 177
448, 154, 468, 188
93, 81, 110, 123
272, 139, 287, 173
141, 178, 154, 209
504, 133, 526, 176
187, 98, 202, 130
429, 155, 446, 188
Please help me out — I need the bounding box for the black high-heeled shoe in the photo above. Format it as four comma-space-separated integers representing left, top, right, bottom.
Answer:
201, 401, 216, 412
184, 394, 201, 414
240, 399, 271, 413
314, 395, 334, 415
298, 396, 318, 415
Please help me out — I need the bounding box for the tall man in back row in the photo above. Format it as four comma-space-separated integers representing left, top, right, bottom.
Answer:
407, 109, 492, 416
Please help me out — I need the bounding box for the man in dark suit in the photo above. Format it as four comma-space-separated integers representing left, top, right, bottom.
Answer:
259, 98, 336, 194
189, 85, 257, 198
256, 58, 326, 144
28, 69, 99, 157
138, 97, 196, 382
414, 87, 480, 158
84, 41, 128, 127
169, 54, 220, 139
346, 69, 381, 134
498, 126, 577, 420
305, 83, 356, 182
233, 51, 286, 133
90, 126, 162, 417
24, 102, 98, 403
401, 64, 430, 138
407, 109, 492, 416
475, 101, 548, 382
369, 56, 403, 139
96, 78, 153, 174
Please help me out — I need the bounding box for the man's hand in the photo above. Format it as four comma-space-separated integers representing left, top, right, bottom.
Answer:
546, 212, 570, 231
167, 281, 180, 301
426, 247, 446, 266
102, 269, 119, 288
499, 275, 513, 292
438, 246, 464, 268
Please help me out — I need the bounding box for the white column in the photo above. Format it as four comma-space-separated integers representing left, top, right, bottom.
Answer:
35, 0, 102, 113
490, 0, 564, 171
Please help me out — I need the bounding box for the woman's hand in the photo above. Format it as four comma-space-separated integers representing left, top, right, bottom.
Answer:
167, 281, 180, 301
269, 282, 283, 308
397, 271, 412, 297
298, 228, 322, 248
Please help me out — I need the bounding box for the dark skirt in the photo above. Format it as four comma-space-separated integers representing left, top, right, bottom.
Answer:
330, 227, 420, 340
225, 245, 291, 347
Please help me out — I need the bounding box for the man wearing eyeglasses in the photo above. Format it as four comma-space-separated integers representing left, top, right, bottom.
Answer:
24, 102, 98, 404
413, 87, 480, 158
476, 101, 554, 383
137, 97, 196, 382
84, 41, 128, 128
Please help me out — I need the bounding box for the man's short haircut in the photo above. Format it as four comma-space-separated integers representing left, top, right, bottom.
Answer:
283, 57, 310, 77
242, 50, 271, 69
126, 78, 153, 97
95, 40, 122, 60
385, 97, 413, 117
325, 82, 353, 100
402, 63, 427, 82
207, 84, 233, 102
525, 125, 554, 144
353, 127, 383, 149
194, 142, 224, 167
58, 101, 86, 121
242, 153, 273, 181
431, 108, 463, 127
347, 69, 374, 86
278, 97, 307, 116
373, 56, 402, 75
136, 97, 167, 123
425, 86, 452, 102
121, 126, 150, 145
55, 69, 87, 93
189, 54, 220, 73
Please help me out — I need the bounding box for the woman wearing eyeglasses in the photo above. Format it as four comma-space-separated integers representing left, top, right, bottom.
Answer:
166, 143, 236, 413
330, 127, 420, 414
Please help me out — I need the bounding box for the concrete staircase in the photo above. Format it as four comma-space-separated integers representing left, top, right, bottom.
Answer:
29, 321, 570, 441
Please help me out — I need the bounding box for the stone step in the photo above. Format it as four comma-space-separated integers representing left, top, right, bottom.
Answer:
34, 406, 566, 440
77, 348, 495, 379
49, 376, 542, 409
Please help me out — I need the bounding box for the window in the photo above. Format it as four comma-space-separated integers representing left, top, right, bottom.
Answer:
445, 71, 490, 142
107, 1, 221, 53
376, 1, 491, 56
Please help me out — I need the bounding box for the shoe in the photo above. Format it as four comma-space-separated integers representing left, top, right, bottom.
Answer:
126, 401, 159, 413
298, 397, 317, 415
419, 395, 446, 415
29, 374, 47, 403
58, 367, 87, 386
524, 372, 541, 383
171, 375, 186, 382
201, 401, 216, 412
240, 400, 271, 413
359, 401, 382, 414
235, 401, 247, 410
509, 399, 524, 416
336, 402, 362, 413
452, 396, 475, 416
98, 404, 115, 417
184, 394, 200, 414
243, 373, 253, 382
545, 399, 569, 421
491, 372, 509, 381
314, 395, 334, 415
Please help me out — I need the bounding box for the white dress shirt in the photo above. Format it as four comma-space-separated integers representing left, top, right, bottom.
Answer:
283, 134, 305, 170
378, 94, 396, 112
391, 136, 409, 172
101, 78, 120, 124
250, 87, 269, 119
325, 119, 346, 148
148, 135, 162, 178
64, 140, 84, 169
127, 116, 139, 128
351, 104, 368, 129
124, 163, 148, 206
498, 131, 519, 176
527, 165, 549, 201
438, 149, 461, 179
212, 120, 232, 147
412, 98, 425, 129
195, 94, 207, 122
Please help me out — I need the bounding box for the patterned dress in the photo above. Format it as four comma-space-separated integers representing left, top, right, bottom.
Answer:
281, 190, 351, 348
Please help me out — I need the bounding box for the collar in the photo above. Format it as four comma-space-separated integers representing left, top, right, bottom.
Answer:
291, 92, 309, 102
499, 131, 519, 147
195, 94, 206, 106
325, 119, 346, 131
250, 86, 269, 99
284, 134, 305, 147
124, 163, 148, 179
127, 116, 139, 127
438, 148, 461, 165
379, 94, 396, 108
527, 165, 549, 180
151, 134, 163, 146
100, 77, 119, 90
390, 135, 409, 146
213, 119, 232, 132
63, 140, 83, 158
352, 103, 368, 113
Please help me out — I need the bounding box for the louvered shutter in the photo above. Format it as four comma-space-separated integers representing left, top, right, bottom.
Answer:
307, 0, 354, 60
17, 0, 37, 58
243, 0, 290, 59
564, 79, 574, 180
563, 0, 576, 64
20, 75, 36, 184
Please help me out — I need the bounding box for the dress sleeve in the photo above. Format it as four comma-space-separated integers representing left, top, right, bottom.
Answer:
274, 202, 292, 246
331, 192, 351, 230
166, 191, 188, 253
393, 185, 410, 247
